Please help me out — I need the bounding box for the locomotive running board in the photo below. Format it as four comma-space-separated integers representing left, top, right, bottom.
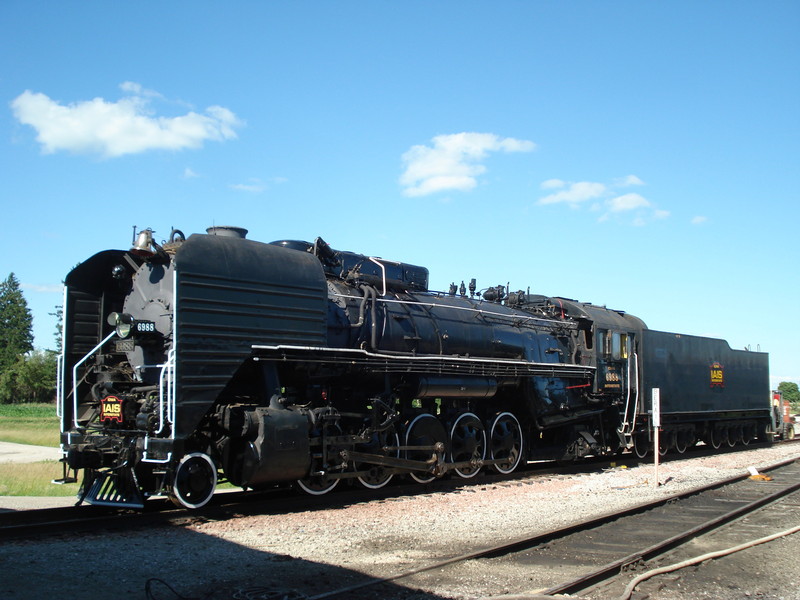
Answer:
252, 345, 595, 379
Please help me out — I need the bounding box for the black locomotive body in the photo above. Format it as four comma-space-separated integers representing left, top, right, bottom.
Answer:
57, 226, 771, 508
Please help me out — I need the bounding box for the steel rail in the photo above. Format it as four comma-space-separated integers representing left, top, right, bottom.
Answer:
306, 456, 799, 600
541, 469, 800, 596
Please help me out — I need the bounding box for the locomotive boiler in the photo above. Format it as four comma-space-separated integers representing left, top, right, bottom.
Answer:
57, 226, 771, 508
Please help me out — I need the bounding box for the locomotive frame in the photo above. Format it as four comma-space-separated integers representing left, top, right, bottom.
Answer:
57, 226, 772, 508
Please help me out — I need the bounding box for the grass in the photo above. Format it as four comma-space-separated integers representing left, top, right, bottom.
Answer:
0, 403, 72, 497
0, 403, 236, 498
0, 402, 60, 447
0, 461, 79, 497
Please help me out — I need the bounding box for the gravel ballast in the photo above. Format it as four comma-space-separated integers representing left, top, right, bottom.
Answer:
1, 443, 799, 600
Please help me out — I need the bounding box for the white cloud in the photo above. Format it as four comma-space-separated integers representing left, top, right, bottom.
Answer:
538, 173, 669, 226
10, 83, 242, 158
183, 167, 200, 179
614, 174, 645, 187
119, 81, 162, 99
607, 193, 650, 212
540, 178, 566, 190
230, 178, 267, 193
538, 181, 606, 206
691, 215, 708, 225
400, 132, 535, 197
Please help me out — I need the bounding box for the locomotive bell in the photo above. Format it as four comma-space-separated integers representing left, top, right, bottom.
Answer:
130, 229, 155, 257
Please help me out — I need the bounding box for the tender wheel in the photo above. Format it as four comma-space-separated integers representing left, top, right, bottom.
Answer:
674, 431, 688, 454
741, 425, 754, 446
488, 412, 523, 474
784, 424, 796, 441
449, 412, 486, 479
405, 413, 447, 484
633, 433, 649, 458
170, 452, 217, 509
709, 428, 723, 450
356, 430, 400, 489
726, 427, 738, 447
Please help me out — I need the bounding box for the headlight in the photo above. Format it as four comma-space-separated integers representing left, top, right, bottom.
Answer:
107, 312, 134, 338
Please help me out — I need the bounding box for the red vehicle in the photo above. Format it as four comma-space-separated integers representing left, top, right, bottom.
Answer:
772, 391, 795, 440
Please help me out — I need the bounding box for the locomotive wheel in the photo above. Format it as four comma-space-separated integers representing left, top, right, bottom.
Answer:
298, 423, 343, 495
449, 412, 486, 479
170, 452, 218, 509
709, 428, 723, 450
633, 433, 649, 458
488, 412, 523, 474
356, 430, 400, 489
297, 472, 340, 496
741, 425, 754, 446
727, 428, 739, 447
674, 431, 688, 454
405, 413, 447, 484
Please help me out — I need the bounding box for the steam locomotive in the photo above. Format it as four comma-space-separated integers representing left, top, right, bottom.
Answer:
57, 226, 771, 509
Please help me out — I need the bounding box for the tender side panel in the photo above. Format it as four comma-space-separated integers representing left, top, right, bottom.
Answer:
639, 329, 770, 415
173, 235, 327, 437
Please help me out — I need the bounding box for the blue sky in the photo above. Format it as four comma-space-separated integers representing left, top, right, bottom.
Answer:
2, 2, 798, 388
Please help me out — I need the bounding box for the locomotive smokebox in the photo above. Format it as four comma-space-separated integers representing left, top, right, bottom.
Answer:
206, 226, 248, 238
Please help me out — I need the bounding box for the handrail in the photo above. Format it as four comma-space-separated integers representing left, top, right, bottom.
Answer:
368, 257, 387, 296
618, 351, 640, 442
143, 348, 176, 464
156, 348, 176, 434
56, 353, 64, 421
630, 351, 640, 431
72, 331, 117, 430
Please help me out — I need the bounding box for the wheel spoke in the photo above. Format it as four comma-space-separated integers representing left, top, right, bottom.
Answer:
356, 430, 400, 489
449, 412, 486, 479
405, 414, 446, 483
488, 412, 523, 474
297, 474, 339, 496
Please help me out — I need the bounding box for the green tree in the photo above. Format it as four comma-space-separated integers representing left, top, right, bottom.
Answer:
0, 273, 34, 372
0, 350, 57, 403
777, 381, 800, 411
49, 304, 63, 353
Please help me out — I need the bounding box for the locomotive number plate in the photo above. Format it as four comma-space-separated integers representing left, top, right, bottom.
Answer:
115, 339, 135, 352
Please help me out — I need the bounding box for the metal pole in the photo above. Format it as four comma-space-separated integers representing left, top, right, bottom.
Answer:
652, 388, 661, 488
653, 425, 660, 487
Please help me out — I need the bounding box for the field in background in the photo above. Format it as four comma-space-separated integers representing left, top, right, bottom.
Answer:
0, 461, 77, 496
0, 403, 75, 496
0, 403, 59, 447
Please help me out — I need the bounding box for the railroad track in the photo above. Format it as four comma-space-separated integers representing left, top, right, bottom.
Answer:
306, 456, 800, 599
2, 440, 796, 541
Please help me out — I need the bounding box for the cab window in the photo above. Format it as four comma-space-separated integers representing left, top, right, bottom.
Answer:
598, 330, 610, 356
611, 333, 621, 359
604, 332, 629, 360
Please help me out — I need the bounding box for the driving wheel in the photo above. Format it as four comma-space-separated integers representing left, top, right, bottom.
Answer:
449, 412, 486, 479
